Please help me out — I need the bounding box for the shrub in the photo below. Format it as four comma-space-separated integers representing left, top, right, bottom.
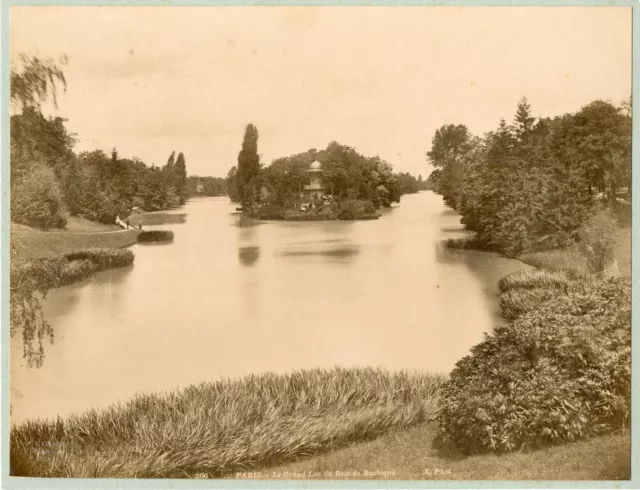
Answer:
578, 206, 617, 276
64, 248, 135, 271
337, 199, 380, 220
137, 230, 174, 243
439, 277, 631, 454
498, 287, 558, 320
11, 163, 67, 229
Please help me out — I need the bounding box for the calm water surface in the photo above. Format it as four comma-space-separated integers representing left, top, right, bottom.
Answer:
11, 192, 530, 424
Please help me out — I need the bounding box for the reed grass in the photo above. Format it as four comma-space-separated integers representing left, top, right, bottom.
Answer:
64, 248, 135, 271
497, 268, 587, 293
497, 269, 592, 320
137, 230, 175, 243
10, 368, 445, 478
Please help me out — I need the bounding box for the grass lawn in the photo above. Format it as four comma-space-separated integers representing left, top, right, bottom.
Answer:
11, 216, 139, 259
262, 423, 630, 481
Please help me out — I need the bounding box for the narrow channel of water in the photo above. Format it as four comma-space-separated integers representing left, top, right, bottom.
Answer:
10, 192, 531, 424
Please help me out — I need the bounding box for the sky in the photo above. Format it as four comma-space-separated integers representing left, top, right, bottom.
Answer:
10, 6, 632, 178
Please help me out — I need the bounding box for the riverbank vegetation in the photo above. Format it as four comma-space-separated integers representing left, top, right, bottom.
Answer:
429, 97, 631, 258
10, 55, 192, 229
10, 247, 134, 367
441, 276, 630, 454
228, 124, 427, 220
137, 230, 175, 243
10, 368, 445, 478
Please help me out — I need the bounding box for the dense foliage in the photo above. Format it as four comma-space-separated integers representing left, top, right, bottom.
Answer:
427, 97, 631, 256
187, 176, 227, 197
10, 247, 134, 367
10, 56, 192, 227
440, 276, 630, 454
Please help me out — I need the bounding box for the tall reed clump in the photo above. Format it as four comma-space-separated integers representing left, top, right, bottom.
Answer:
11, 368, 445, 478
498, 269, 591, 320
440, 276, 631, 455
137, 230, 174, 243
64, 248, 135, 271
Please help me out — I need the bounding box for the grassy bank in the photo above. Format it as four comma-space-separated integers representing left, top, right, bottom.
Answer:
266, 423, 629, 480
10, 368, 445, 478
11, 217, 139, 260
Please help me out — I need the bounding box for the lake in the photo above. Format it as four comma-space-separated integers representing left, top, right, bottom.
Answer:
10, 191, 531, 424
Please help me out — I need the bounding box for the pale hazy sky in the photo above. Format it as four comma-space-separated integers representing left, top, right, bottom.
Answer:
11, 6, 632, 177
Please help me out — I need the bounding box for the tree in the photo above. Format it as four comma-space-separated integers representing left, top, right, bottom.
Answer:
236, 124, 261, 210
10, 54, 67, 112
226, 166, 240, 202
174, 152, 188, 204
61, 158, 85, 216
513, 96, 535, 141
426, 124, 472, 209
572, 100, 630, 201
11, 163, 67, 228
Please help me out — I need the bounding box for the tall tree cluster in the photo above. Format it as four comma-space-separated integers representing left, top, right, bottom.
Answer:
427, 97, 631, 256
257, 141, 403, 211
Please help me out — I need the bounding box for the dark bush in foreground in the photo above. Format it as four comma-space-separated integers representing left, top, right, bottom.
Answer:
11, 368, 445, 478
64, 248, 135, 271
137, 230, 174, 243
439, 277, 630, 455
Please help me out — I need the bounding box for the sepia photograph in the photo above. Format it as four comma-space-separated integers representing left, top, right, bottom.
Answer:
3, 3, 635, 486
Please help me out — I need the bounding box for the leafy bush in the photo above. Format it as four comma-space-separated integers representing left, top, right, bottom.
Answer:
337, 199, 380, 220
498, 287, 558, 320
64, 248, 135, 271
439, 277, 631, 454
11, 163, 67, 229
137, 230, 174, 243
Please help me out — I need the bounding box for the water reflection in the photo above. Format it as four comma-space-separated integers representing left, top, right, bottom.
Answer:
278, 245, 360, 259
238, 246, 260, 266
